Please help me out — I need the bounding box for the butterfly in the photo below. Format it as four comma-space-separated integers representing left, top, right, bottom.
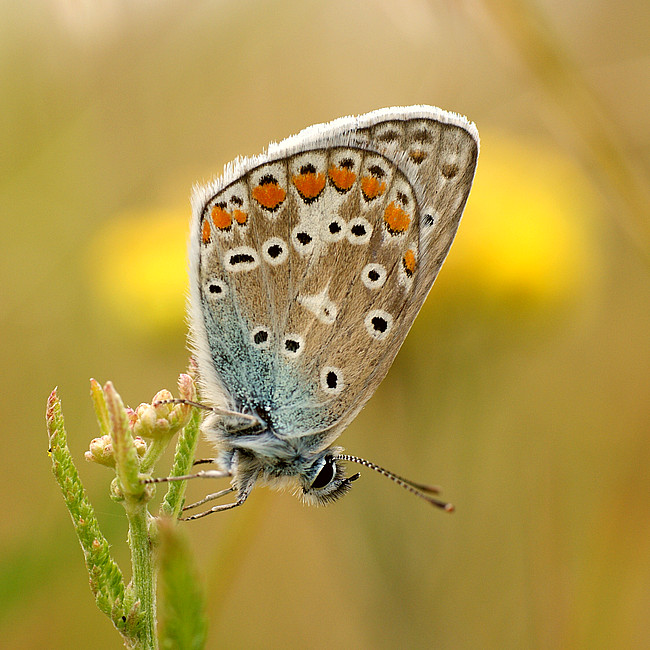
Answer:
167, 106, 478, 518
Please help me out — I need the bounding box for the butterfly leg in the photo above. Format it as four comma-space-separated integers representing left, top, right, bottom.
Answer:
180, 481, 255, 520
144, 469, 230, 483
182, 487, 235, 512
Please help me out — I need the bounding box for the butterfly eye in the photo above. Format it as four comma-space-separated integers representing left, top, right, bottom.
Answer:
301, 453, 360, 506
311, 457, 336, 490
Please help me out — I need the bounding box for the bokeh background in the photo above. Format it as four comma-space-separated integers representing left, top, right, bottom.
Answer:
2, 1, 649, 648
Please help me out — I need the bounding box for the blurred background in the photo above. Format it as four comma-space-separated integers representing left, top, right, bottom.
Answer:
2, 1, 649, 648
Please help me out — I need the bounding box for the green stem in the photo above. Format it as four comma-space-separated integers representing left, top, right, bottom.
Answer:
140, 436, 172, 475
104, 381, 159, 648
126, 507, 157, 650
161, 406, 202, 519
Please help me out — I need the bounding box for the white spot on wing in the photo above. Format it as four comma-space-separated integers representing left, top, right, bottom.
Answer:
361, 263, 387, 289
347, 217, 372, 245
298, 286, 338, 325
291, 224, 318, 255
262, 237, 288, 266
320, 366, 344, 395
322, 216, 347, 243
250, 326, 271, 349
364, 309, 394, 340
282, 334, 304, 357
224, 246, 260, 272
204, 278, 228, 299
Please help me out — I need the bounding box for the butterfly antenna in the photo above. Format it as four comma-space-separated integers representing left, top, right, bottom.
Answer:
333, 454, 454, 512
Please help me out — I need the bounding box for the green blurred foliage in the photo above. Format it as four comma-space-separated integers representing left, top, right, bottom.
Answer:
1, 1, 649, 648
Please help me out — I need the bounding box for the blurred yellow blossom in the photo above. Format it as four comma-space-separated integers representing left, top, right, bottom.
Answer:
440, 131, 599, 311
87, 209, 187, 336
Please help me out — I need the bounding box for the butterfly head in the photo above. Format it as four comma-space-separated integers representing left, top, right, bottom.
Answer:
297, 448, 361, 506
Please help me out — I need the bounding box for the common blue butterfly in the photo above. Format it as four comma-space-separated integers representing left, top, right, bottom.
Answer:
162, 106, 478, 518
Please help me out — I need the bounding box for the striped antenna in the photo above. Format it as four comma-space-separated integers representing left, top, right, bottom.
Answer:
332, 454, 454, 512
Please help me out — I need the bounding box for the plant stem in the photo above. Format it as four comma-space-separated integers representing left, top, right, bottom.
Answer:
140, 436, 172, 475
161, 406, 202, 519
126, 506, 157, 650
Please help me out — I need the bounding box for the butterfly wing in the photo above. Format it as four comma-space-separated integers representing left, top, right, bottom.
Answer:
188, 106, 478, 446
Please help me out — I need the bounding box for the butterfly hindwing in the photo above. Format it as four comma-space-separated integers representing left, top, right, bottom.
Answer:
189, 106, 479, 445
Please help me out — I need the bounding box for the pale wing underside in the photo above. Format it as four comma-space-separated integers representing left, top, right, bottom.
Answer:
189, 107, 478, 444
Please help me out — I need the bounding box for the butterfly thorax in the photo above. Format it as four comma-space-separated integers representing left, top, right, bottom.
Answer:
202, 410, 355, 505
203, 406, 330, 464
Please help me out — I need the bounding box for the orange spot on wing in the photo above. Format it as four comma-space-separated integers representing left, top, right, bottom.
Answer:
409, 149, 427, 164
403, 249, 416, 276
211, 205, 232, 230
384, 201, 411, 234
293, 172, 326, 200
328, 165, 356, 192
252, 182, 286, 210
201, 219, 211, 243
233, 209, 248, 225
361, 176, 386, 200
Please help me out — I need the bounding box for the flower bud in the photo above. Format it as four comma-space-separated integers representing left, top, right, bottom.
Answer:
85, 434, 146, 467
131, 379, 195, 441
85, 435, 115, 467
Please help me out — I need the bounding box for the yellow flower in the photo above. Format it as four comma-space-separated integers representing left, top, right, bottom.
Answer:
87, 209, 187, 336
440, 131, 599, 310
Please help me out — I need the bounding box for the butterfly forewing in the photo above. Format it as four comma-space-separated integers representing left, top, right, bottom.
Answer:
192, 107, 478, 445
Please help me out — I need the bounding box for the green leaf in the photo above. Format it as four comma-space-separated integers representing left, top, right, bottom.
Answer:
90, 378, 111, 439
157, 518, 207, 650
46, 388, 127, 626
104, 381, 144, 499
